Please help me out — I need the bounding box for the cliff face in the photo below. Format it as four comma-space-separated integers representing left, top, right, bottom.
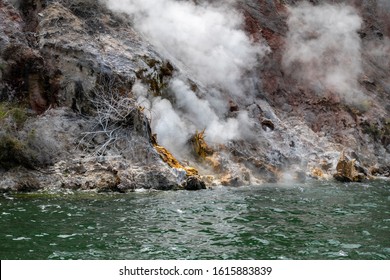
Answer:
240, 0, 390, 176
243, 1, 389, 144
0, 0, 389, 192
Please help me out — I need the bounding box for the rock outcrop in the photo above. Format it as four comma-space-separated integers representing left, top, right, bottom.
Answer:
333, 151, 366, 182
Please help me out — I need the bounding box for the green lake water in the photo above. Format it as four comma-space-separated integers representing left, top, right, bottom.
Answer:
1, 180, 389, 260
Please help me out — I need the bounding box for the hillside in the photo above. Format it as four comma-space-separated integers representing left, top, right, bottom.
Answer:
0, 0, 389, 192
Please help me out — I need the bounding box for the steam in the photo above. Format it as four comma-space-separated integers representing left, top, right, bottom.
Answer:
169, 78, 254, 144
282, 2, 365, 102
105, 0, 266, 94
133, 78, 255, 157
104, 0, 267, 157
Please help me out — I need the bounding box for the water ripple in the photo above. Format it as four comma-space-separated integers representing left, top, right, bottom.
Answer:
0, 181, 389, 259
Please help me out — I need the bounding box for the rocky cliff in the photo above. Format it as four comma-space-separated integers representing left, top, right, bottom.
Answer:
0, 0, 389, 192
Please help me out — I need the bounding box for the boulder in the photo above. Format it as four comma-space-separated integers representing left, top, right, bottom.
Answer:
184, 176, 206, 191
333, 151, 366, 182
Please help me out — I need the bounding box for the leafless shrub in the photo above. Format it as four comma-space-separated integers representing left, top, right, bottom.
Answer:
79, 84, 152, 159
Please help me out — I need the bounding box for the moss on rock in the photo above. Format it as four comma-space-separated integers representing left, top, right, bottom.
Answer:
0, 134, 29, 169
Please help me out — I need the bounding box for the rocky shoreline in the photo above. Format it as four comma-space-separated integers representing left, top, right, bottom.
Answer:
1, 0, 389, 192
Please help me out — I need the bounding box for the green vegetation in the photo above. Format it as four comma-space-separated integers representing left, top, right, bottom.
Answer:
0, 134, 28, 169
0, 60, 6, 71
0, 102, 28, 129
0, 102, 33, 169
10, 107, 28, 128
0, 103, 8, 120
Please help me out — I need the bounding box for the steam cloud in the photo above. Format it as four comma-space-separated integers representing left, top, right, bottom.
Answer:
282, 1, 365, 102
104, 0, 267, 157
105, 0, 266, 94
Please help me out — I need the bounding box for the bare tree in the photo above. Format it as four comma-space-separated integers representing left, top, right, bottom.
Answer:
79, 83, 151, 159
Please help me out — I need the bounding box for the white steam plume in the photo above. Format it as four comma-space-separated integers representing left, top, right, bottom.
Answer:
133, 78, 254, 157
104, 0, 267, 95
282, 2, 365, 102
169, 78, 253, 144
104, 0, 267, 157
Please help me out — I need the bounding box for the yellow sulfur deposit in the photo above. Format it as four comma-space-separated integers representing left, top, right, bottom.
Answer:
205, 154, 221, 171
154, 145, 198, 177
310, 167, 325, 179
190, 129, 213, 159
